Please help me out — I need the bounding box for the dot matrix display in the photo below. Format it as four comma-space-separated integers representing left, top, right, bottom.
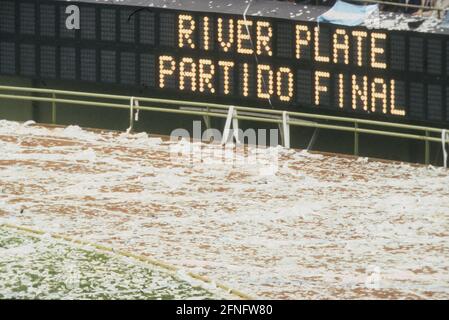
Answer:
1, 0, 448, 125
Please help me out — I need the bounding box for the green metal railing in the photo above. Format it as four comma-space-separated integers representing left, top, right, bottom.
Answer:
0, 85, 447, 165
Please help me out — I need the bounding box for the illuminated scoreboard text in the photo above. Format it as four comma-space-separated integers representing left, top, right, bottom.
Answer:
0, 1, 447, 124
162, 14, 404, 117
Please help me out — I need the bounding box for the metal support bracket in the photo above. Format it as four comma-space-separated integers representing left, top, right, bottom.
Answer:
221, 106, 240, 145
126, 97, 140, 134
442, 129, 449, 168
282, 111, 290, 148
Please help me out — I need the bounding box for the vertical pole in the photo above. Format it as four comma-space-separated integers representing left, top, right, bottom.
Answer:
204, 106, 211, 129
354, 122, 359, 156
221, 106, 235, 145
425, 130, 430, 165
127, 97, 135, 133
51, 93, 56, 124
232, 110, 240, 144
443, 129, 448, 168
31, 80, 39, 122
282, 111, 290, 148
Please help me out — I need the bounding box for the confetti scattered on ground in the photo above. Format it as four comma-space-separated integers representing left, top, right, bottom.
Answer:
1, 120, 449, 299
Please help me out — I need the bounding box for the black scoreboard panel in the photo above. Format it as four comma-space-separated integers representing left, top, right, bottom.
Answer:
1, 0, 449, 126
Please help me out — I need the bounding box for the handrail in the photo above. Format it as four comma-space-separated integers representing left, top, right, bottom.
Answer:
0, 85, 447, 165
0, 85, 442, 133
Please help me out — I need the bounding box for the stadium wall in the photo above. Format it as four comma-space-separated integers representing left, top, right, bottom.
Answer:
0, 76, 440, 165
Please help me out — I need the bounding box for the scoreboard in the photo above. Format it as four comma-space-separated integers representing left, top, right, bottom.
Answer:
1, 0, 448, 126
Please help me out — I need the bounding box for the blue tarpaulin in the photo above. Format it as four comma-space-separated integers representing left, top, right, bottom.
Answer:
317, 0, 379, 26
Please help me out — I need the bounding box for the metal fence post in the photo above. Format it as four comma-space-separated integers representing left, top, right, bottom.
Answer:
354, 122, 359, 156
51, 93, 56, 124
127, 97, 140, 133
282, 111, 290, 148
425, 130, 430, 165
204, 106, 211, 129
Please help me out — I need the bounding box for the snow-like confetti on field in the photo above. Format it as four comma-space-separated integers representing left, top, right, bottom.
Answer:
1, 120, 449, 299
